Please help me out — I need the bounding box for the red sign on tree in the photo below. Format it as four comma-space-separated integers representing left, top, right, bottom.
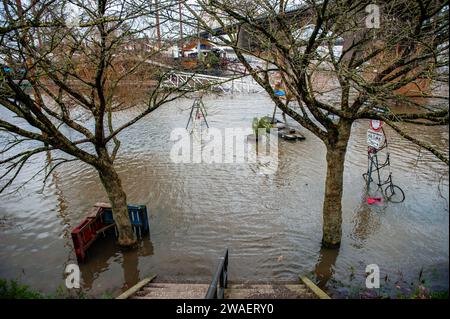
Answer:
370, 119, 382, 131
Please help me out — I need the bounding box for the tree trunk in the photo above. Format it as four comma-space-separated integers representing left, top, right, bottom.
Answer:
97, 159, 136, 247
322, 120, 352, 248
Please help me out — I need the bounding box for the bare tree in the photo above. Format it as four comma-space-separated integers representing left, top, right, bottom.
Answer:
186, 0, 449, 247
0, 0, 198, 246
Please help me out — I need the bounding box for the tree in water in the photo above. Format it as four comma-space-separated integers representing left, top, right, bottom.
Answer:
0, 0, 200, 246
186, 0, 449, 247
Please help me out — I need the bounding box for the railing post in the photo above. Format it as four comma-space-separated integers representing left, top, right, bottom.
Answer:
224, 249, 228, 288
218, 270, 224, 299
205, 248, 229, 299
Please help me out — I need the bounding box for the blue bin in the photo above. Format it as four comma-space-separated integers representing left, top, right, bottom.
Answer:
127, 205, 149, 233
101, 205, 149, 237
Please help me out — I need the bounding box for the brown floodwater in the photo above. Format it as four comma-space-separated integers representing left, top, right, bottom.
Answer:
0, 94, 448, 297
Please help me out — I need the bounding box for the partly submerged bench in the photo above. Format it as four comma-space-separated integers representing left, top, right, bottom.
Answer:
71, 203, 149, 262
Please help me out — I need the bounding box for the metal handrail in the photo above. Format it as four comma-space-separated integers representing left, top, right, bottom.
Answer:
205, 249, 228, 299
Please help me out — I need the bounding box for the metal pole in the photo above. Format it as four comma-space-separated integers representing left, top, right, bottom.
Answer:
186, 100, 195, 129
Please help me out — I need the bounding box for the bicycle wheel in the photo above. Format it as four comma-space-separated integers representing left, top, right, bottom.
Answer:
385, 184, 405, 203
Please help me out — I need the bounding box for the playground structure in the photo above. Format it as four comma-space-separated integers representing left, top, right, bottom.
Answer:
186, 97, 209, 132
362, 128, 405, 204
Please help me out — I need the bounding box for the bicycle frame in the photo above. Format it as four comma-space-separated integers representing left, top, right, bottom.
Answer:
364, 128, 391, 193
363, 127, 405, 203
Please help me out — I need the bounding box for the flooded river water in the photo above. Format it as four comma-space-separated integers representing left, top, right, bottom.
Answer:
0, 94, 448, 298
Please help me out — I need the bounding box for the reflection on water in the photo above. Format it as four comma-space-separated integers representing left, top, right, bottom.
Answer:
350, 199, 384, 248
0, 94, 448, 297
80, 235, 153, 291
314, 247, 340, 289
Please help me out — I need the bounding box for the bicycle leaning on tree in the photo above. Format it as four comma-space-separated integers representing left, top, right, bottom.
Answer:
362, 128, 405, 203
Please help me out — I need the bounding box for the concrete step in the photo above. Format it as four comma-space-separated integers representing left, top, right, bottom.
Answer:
145, 283, 210, 291
132, 283, 209, 299
134, 290, 207, 299
226, 283, 310, 292
225, 284, 315, 299
131, 282, 316, 299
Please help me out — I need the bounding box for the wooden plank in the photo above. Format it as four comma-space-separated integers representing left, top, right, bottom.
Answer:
299, 276, 331, 299
94, 202, 111, 209
87, 206, 101, 218
116, 275, 157, 299
96, 223, 116, 235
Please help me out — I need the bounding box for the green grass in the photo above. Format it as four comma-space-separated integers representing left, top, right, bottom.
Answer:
0, 279, 44, 299
313, 270, 449, 299
0, 279, 87, 299
427, 291, 449, 299
0, 278, 115, 299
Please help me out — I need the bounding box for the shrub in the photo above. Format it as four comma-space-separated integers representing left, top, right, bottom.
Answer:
0, 279, 43, 299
